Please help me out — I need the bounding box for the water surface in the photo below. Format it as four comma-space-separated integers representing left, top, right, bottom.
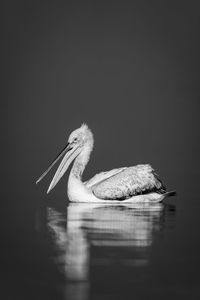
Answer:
37, 202, 179, 299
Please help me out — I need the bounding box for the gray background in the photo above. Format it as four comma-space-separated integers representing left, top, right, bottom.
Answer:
2, 1, 199, 203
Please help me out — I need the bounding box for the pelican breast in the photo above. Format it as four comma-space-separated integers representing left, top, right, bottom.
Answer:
90, 164, 166, 200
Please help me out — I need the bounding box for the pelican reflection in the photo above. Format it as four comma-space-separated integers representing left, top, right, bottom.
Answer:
46, 202, 174, 282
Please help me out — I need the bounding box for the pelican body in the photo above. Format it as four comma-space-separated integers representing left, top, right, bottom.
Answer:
36, 124, 175, 203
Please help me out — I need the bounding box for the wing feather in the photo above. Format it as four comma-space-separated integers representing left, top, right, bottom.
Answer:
91, 164, 166, 200
85, 167, 127, 188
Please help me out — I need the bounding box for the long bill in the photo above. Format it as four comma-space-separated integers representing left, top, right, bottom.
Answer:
36, 143, 81, 194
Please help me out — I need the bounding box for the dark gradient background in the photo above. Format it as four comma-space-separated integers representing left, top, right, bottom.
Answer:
1, 0, 200, 299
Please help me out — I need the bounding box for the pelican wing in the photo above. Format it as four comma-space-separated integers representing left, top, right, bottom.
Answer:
85, 167, 127, 188
91, 164, 166, 200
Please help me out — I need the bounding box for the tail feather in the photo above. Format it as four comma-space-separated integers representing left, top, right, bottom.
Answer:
163, 191, 177, 198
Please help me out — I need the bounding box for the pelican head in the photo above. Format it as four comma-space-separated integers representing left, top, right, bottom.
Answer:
36, 123, 93, 193
68, 123, 93, 148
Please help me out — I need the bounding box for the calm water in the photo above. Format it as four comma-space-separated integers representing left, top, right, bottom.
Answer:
45, 202, 176, 300
2, 193, 200, 300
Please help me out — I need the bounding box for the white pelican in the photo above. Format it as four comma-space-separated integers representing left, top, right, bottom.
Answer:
36, 124, 175, 203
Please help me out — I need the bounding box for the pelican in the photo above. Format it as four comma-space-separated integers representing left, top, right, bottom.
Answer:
36, 124, 175, 203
